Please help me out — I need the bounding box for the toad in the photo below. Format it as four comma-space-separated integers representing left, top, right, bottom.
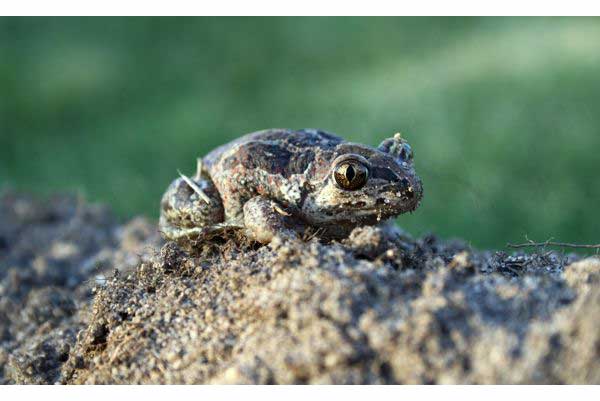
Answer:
159, 128, 422, 245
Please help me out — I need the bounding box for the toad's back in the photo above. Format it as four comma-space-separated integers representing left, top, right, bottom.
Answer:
203, 128, 344, 177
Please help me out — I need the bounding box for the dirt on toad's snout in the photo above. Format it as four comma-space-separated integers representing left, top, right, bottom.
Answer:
0, 191, 598, 384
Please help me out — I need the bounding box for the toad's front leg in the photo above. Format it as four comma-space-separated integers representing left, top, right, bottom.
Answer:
159, 166, 240, 246
243, 196, 299, 244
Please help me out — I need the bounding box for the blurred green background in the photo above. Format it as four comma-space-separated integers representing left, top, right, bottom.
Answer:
1, 17, 598, 250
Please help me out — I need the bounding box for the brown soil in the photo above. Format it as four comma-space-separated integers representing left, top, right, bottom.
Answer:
0, 191, 598, 384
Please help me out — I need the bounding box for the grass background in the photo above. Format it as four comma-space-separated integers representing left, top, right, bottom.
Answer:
1, 17, 598, 250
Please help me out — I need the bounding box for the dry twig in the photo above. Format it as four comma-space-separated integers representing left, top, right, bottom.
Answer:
507, 236, 600, 250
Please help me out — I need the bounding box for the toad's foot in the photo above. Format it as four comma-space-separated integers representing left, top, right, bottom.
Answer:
243, 196, 298, 244
158, 218, 244, 245
160, 170, 235, 247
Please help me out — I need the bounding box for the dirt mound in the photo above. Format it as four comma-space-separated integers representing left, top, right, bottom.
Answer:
1, 192, 598, 384
0, 191, 160, 384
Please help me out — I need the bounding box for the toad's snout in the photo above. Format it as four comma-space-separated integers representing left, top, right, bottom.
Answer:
398, 177, 423, 206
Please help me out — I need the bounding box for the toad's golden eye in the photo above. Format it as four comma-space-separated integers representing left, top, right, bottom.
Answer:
333, 161, 369, 190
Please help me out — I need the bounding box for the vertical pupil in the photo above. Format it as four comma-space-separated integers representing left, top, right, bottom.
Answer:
346, 165, 355, 181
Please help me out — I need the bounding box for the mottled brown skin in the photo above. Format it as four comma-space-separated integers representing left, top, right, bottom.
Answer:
159, 128, 423, 245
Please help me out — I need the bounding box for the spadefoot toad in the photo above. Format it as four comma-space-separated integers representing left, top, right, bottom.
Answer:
159, 128, 422, 245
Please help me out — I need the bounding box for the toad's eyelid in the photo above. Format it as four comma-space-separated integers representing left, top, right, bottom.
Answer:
332, 154, 371, 168
402, 144, 413, 159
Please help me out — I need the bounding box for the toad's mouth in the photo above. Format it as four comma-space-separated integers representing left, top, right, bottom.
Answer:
306, 180, 422, 224
344, 185, 421, 213
376, 187, 418, 206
